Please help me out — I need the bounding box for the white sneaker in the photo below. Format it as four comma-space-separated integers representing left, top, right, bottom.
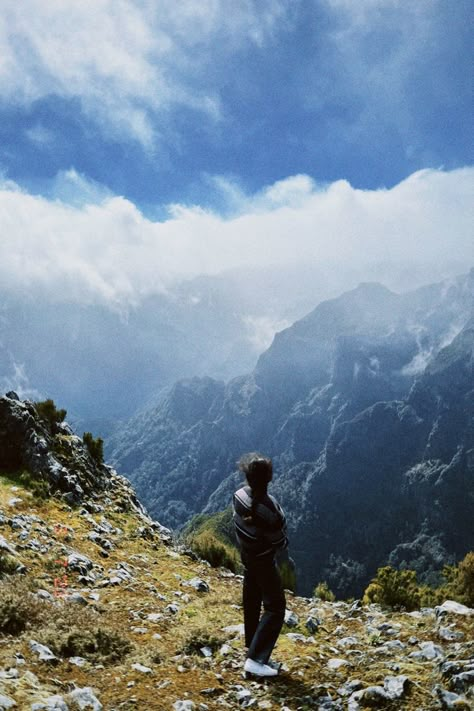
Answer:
244, 658, 278, 677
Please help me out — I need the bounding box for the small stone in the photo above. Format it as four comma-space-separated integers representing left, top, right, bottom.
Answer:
327, 658, 350, 671
305, 616, 320, 633
183, 577, 210, 593
435, 685, 471, 710
451, 670, 474, 694
8, 497, 22, 507
0, 535, 16, 554
219, 644, 232, 655
166, 603, 180, 615
67, 553, 93, 574
383, 675, 410, 700
284, 610, 299, 628
36, 589, 54, 601
131, 663, 152, 674
68, 687, 102, 710
409, 641, 444, 661
200, 647, 213, 658
31, 695, 68, 710
350, 686, 390, 707
66, 593, 89, 606
286, 633, 314, 643
338, 636, 358, 648
68, 657, 87, 667
222, 624, 245, 636
0, 694, 16, 709
438, 626, 464, 642
147, 613, 162, 623
29, 640, 57, 663
173, 702, 195, 711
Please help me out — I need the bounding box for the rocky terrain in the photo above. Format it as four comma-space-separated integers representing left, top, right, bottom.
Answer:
0, 393, 473, 710
109, 271, 474, 596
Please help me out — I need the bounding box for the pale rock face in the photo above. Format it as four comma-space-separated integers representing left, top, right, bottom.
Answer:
436, 600, 474, 617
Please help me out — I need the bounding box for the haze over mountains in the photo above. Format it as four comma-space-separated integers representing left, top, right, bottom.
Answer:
1, 259, 445, 432
109, 270, 474, 596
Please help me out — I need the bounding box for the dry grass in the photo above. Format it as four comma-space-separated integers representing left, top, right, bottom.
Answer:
0, 474, 473, 710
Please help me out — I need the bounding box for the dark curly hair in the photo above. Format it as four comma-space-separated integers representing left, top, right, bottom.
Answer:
238, 452, 272, 514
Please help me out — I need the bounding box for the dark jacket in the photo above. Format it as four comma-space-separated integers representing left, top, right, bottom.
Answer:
232, 485, 288, 558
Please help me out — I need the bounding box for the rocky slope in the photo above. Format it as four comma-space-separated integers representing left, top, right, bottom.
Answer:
0, 393, 473, 710
109, 271, 474, 596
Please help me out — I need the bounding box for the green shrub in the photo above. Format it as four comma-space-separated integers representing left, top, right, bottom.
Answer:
0, 552, 21, 578
363, 566, 420, 611
279, 559, 297, 593
188, 530, 241, 573
82, 432, 104, 465
1, 469, 50, 499
313, 581, 335, 602
0, 579, 45, 635
180, 626, 226, 656
429, 551, 474, 607
39, 605, 132, 664
34, 399, 67, 432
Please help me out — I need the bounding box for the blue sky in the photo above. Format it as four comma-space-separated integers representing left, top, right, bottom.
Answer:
0, 0, 472, 305
1, 0, 472, 212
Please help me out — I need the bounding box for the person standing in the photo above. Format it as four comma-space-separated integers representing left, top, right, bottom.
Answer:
232, 452, 290, 677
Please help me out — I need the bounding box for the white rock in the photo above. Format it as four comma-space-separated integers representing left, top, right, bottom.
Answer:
0, 694, 16, 709
409, 641, 444, 661
384, 675, 410, 699
435, 600, 474, 617
29, 640, 57, 663
131, 663, 152, 674
31, 695, 69, 710
147, 613, 162, 623
284, 610, 299, 627
173, 702, 195, 711
0, 535, 16, 554
438, 626, 464, 642
286, 633, 315, 644
68, 687, 102, 710
222, 624, 245, 636
338, 636, 359, 648
68, 657, 87, 667
327, 658, 350, 671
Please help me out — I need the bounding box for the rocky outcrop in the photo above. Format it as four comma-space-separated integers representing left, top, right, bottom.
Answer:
0, 392, 169, 536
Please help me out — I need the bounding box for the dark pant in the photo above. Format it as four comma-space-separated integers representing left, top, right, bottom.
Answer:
241, 551, 286, 665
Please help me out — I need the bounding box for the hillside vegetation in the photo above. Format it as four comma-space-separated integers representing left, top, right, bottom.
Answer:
0, 393, 473, 709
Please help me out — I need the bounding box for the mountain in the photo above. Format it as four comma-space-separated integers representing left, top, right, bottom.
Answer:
1, 393, 473, 709
0, 265, 336, 436
109, 270, 474, 596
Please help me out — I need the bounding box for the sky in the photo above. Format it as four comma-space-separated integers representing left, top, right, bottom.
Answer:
0, 0, 472, 306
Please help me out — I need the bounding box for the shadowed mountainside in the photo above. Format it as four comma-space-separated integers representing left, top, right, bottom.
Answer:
110, 270, 474, 597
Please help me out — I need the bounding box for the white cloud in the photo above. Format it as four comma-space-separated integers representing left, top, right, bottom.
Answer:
0, 167, 472, 308
0, 0, 291, 145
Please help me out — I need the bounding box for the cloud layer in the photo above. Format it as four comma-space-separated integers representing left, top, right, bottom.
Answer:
0, 0, 290, 145
1, 167, 472, 307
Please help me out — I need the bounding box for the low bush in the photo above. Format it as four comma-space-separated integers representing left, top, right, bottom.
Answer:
0, 579, 46, 635
180, 626, 226, 656
313, 581, 335, 602
82, 432, 104, 465
363, 566, 421, 611
188, 530, 241, 573
39, 605, 132, 664
34, 399, 67, 432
